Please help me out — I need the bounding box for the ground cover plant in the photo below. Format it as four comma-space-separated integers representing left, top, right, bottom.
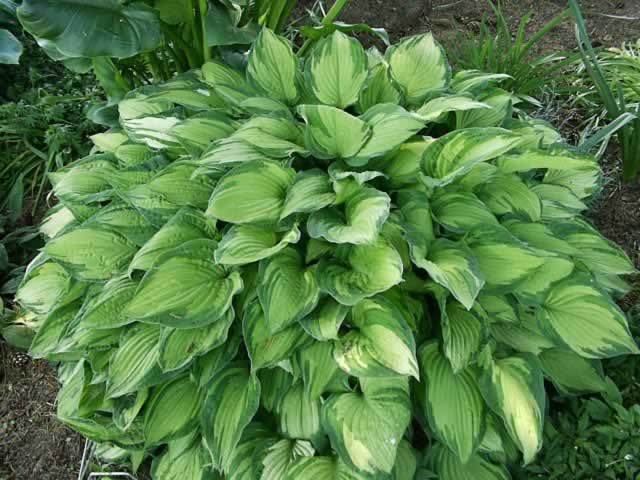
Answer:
14, 26, 640, 480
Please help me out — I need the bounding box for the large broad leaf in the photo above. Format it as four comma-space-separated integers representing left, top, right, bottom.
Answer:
260, 439, 315, 479
281, 169, 336, 219
170, 111, 238, 156
78, 276, 137, 330
125, 240, 242, 328
456, 88, 512, 129
382, 140, 432, 188
429, 444, 510, 480
243, 301, 310, 370
490, 309, 555, 355
421, 128, 523, 187
477, 172, 542, 221
307, 186, 390, 245
299, 297, 350, 341
322, 377, 411, 475
144, 375, 200, 445
538, 348, 607, 395
387, 33, 450, 105
201, 363, 261, 473
151, 436, 210, 480
537, 276, 638, 358
410, 239, 484, 310
44, 226, 138, 281
29, 303, 80, 359
334, 296, 419, 378
305, 30, 367, 108
316, 238, 403, 306
214, 224, 301, 266
419, 342, 485, 463
202, 60, 255, 106
295, 340, 341, 399
207, 160, 295, 225
431, 190, 498, 233
416, 94, 489, 122
226, 423, 277, 480
349, 104, 425, 166
0, 28, 22, 64
18, 0, 162, 59
204, 1, 259, 47
16, 260, 82, 316
247, 28, 298, 105
285, 456, 368, 480
479, 353, 545, 465
277, 383, 322, 441
231, 115, 305, 158
442, 302, 484, 373
357, 62, 401, 114
258, 247, 320, 334
297, 105, 371, 159
106, 324, 164, 398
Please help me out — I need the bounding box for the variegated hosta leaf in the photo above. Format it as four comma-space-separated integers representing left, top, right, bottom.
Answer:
297, 104, 371, 159
243, 301, 310, 370
416, 94, 489, 122
431, 190, 498, 233
442, 302, 484, 373
410, 238, 484, 310
334, 296, 419, 378
305, 30, 368, 109
202, 60, 254, 106
214, 224, 301, 266
299, 296, 350, 341
387, 33, 450, 105
201, 363, 261, 473
207, 159, 295, 225
280, 169, 336, 219
490, 309, 555, 355
357, 63, 401, 114
285, 455, 368, 480
295, 340, 341, 399
150, 435, 210, 480
170, 111, 238, 155
144, 375, 200, 445
429, 444, 510, 480
496, 150, 596, 173
419, 342, 485, 463
232, 114, 306, 158
382, 140, 432, 188
258, 247, 320, 334
538, 348, 607, 395
307, 186, 390, 245
106, 324, 164, 398
51, 155, 116, 204
316, 238, 403, 306
125, 240, 242, 328
479, 353, 545, 465
83, 203, 157, 247
158, 308, 235, 372
322, 376, 412, 475
277, 382, 322, 440
225, 423, 277, 480
44, 226, 138, 281
456, 88, 512, 129
247, 28, 298, 105
349, 104, 425, 165
537, 276, 639, 358
77, 275, 137, 330
478, 172, 542, 221
501, 219, 576, 256
396, 190, 434, 246
16, 260, 83, 316
421, 128, 523, 188
512, 255, 574, 303
129, 207, 216, 273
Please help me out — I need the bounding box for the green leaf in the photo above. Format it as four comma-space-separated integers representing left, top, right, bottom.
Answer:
170, 111, 238, 156
16, 261, 82, 316
334, 296, 419, 378
411, 239, 484, 310
78, 276, 137, 330
214, 224, 301, 266
207, 160, 295, 225
538, 348, 607, 395
419, 342, 485, 463
316, 238, 403, 306
243, 301, 310, 370
205, 1, 259, 46
421, 128, 523, 187
226, 423, 277, 480
479, 353, 545, 465
277, 383, 322, 440
416, 94, 489, 122
431, 190, 498, 233
44, 226, 138, 281
126, 240, 242, 328
307, 186, 390, 245
29, 303, 79, 359
322, 377, 411, 474
202, 61, 254, 106
350, 104, 425, 165
106, 324, 164, 398
442, 302, 484, 373
537, 276, 639, 358
299, 297, 350, 341
305, 30, 368, 108
18, 0, 162, 59
151, 436, 210, 480
144, 375, 200, 445
0, 28, 22, 64
357, 63, 401, 114
201, 363, 261, 472
247, 28, 298, 104
456, 88, 512, 129
129, 207, 216, 273
281, 169, 336, 219
258, 247, 320, 333
429, 444, 510, 480
490, 310, 555, 355
477, 173, 542, 221
382, 140, 432, 188
261, 439, 315, 480
295, 340, 341, 399
285, 456, 367, 480
387, 33, 450, 105
298, 104, 371, 159
231, 114, 306, 158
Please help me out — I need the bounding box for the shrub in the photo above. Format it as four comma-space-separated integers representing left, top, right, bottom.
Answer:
16, 28, 638, 479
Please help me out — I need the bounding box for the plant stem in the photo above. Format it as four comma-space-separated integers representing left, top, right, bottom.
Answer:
199, 0, 211, 62
297, 0, 350, 57
162, 23, 200, 69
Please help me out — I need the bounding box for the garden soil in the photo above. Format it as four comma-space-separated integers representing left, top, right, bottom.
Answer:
2, 0, 640, 478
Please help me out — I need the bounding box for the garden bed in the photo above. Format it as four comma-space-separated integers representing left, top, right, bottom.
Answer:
1, 0, 639, 478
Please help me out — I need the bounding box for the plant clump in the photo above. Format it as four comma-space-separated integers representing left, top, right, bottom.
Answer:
16, 28, 638, 479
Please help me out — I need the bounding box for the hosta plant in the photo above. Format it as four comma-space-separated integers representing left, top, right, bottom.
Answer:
16, 28, 639, 480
